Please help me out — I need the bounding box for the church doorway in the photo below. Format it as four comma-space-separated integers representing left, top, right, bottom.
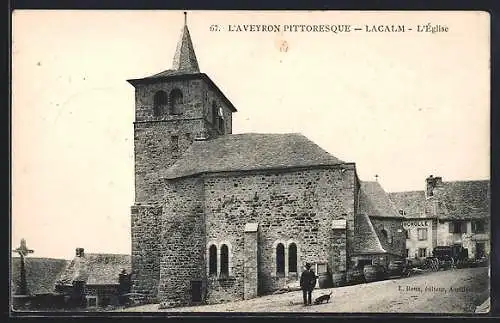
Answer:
190, 280, 202, 303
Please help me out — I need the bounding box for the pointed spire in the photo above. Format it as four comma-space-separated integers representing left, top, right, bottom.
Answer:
172, 12, 200, 73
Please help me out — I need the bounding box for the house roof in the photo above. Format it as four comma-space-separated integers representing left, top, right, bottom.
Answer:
434, 180, 490, 220
358, 181, 401, 218
161, 133, 345, 179
11, 257, 69, 295
56, 253, 131, 286
352, 213, 387, 255
388, 191, 426, 218
388, 180, 490, 220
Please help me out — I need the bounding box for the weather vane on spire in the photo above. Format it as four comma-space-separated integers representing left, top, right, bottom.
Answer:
375, 174, 379, 182
184, 11, 187, 26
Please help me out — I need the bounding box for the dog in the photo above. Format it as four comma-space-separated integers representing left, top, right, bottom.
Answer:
313, 292, 332, 305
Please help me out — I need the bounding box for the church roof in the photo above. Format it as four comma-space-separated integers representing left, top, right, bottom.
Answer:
388, 180, 490, 220
11, 257, 69, 295
126, 17, 237, 113
56, 253, 131, 286
352, 213, 387, 256
162, 133, 345, 179
358, 181, 402, 218
144, 23, 199, 79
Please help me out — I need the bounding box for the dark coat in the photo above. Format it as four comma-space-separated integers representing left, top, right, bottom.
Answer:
300, 269, 317, 291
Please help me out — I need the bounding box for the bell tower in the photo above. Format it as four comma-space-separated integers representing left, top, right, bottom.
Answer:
127, 12, 237, 203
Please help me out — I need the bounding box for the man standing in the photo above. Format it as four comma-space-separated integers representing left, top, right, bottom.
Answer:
300, 263, 317, 306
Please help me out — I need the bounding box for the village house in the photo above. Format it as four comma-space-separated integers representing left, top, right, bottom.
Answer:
11, 244, 132, 310
127, 15, 406, 308
11, 256, 70, 309
389, 176, 490, 260
55, 248, 132, 308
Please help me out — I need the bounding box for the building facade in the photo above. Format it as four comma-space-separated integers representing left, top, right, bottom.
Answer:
128, 18, 406, 308
389, 176, 490, 260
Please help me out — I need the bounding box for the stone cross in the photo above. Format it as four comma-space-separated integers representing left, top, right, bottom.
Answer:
13, 238, 34, 295
14, 238, 34, 258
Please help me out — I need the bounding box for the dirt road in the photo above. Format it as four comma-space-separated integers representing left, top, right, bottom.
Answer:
120, 267, 489, 314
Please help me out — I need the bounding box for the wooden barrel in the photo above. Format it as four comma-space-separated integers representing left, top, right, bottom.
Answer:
332, 272, 346, 287
346, 268, 364, 285
318, 272, 333, 289
363, 265, 381, 283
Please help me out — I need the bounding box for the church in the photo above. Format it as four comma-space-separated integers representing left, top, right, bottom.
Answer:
127, 15, 406, 308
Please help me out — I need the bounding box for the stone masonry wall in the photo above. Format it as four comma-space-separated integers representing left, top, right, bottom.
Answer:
134, 119, 204, 202
133, 79, 233, 203
158, 177, 206, 308
203, 166, 356, 303
370, 217, 406, 259
130, 204, 162, 302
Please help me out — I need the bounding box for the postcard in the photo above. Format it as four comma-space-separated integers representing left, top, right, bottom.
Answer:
11, 10, 490, 315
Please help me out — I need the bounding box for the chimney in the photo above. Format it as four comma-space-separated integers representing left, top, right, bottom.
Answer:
426, 175, 435, 197
75, 248, 85, 257
426, 175, 443, 198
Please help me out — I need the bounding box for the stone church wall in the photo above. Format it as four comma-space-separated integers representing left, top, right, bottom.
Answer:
158, 177, 206, 308
203, 165, 356, 303
130, 204, 162, 302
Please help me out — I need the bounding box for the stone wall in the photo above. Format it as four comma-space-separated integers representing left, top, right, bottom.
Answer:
370, 217, 406, 258
132, 78, 233, 203
158, 177, 206, 308
203, 165, 356, 303
130, 205, 162, 302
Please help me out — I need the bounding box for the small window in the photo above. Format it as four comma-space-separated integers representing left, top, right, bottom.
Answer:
405, 249, 409, 258
417, 228, 428, 241
404, 229, 409, 239
418, 248, 427, 258
220, 244, 229, 277
276, 243, 285, 276
208, 245, 217, 276
398, 209, 406, 215
86, 296, 98, 308
153, 91, 167, 117
171, 135, 179, 152
169, 89, 183, 115
450, 221, 467, 234
472, 220, 485, 233
288, 243, 297, 273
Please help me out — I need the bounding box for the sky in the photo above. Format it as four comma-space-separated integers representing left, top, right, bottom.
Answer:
11, 10, 490, 259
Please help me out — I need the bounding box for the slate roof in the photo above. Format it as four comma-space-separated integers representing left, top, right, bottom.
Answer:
11, 257, 69, 295
56, 254, 131, 286
352, 213, 387, 255
359, 181, 401, 218
388, 191, 427, 218
388, 180, 489, 220
148, 23, 199, 78
162, 133, 345, 179
433, 180, 490, 220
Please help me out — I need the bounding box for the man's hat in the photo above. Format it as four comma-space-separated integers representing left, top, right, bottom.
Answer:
305, 262, 311, 269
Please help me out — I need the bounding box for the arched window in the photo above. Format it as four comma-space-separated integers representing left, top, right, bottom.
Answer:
153, 91, 167, 117
276, 243, 285, 276
404, 229, 409, 239
211, 101, 218, 125
220, 244, 229, 277
208, 245, 217, 276
288, 243, 297, 273
169, 89, 183, 115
